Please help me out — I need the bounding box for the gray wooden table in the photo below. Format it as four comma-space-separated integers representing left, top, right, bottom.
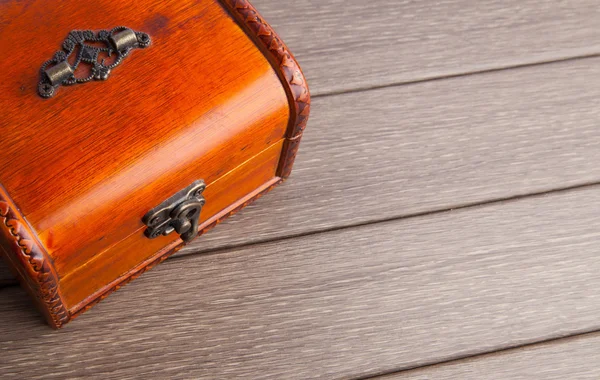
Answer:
2, 1, 600, 378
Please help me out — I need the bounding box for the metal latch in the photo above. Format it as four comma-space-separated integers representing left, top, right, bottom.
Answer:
142, 181, 206, 244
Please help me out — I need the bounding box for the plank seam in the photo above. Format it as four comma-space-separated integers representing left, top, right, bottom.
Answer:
357, 329, 600, 380
172, 180, 600, 258
313, 52, 600, 99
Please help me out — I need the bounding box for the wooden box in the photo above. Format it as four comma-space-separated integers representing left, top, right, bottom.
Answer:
0, 0, 310, 328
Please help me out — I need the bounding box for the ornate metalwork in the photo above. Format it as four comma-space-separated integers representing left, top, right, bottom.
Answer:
142, 181, 206, 244
38, 27, 151, 98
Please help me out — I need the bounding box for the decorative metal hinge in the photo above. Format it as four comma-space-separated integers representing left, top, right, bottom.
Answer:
142, 181, 206, 244
38, 27, 151, 99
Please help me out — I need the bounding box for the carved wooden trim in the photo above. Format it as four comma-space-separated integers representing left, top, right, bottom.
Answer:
0, 185, 70, 328
278, 134, 303, 179
220, 0, 311, 178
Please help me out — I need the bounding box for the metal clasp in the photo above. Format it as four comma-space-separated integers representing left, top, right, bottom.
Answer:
142, 181, 206, 244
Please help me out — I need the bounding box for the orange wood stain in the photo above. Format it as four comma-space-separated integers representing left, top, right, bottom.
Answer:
0, 0, 289, 279
61, 141, 284, 308
0, 0, 309, 327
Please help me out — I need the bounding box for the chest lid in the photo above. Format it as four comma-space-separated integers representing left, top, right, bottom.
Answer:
0, 0, 310, 328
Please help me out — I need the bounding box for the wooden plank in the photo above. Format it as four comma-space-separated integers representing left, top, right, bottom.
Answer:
4, 57, 600, 286
177, 56, 600, 255
2, 186, 600, 379
379, 333, 600, 379
253, 0, 600, 96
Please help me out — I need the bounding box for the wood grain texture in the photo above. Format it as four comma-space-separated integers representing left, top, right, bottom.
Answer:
60, 140, 283, 312
0, 0, 315, 325
0, 0, 289, 271
222, 0, 312, 180
251, 0, 600, 96
379, 333, 600, 379
4, 56, 600, 286
2, 186, 600, 379
176, 56, 600, 256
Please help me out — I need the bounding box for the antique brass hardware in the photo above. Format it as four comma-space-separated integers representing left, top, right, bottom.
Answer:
142, 181, 206, 244
38, 27, 151, 98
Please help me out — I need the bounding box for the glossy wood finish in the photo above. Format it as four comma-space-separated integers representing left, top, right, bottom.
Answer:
62, 140, 284, 310
0, 0, 310, 326
0, 0, 287, 267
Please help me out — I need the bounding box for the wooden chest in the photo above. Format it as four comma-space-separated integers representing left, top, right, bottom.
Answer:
0, 0, 310, 328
